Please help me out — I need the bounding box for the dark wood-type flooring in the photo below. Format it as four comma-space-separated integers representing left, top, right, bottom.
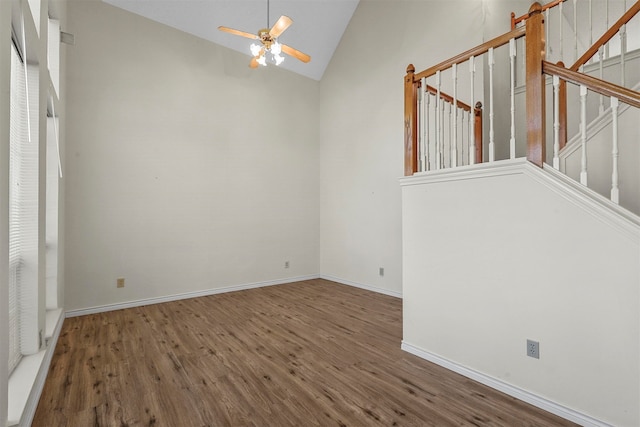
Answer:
33, 279, 577, 426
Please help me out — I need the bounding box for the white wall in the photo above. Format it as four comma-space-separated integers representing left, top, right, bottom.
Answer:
402, 160, 640, 426
64, 0, 320, 311
319, 0, 485, 296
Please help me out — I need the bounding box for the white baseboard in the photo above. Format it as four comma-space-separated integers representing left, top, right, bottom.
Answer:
65, 275, 321, 317
320, 274, 402, 299
401, 341, 612, 427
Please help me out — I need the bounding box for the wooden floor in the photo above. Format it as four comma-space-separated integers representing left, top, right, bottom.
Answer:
34, 279, 576, 426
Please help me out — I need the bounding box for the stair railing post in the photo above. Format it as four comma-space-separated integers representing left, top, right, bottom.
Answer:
474, 102, 483, 164
558, 61, 567, 150
404, 64, 419, 176
526, 2, 546, 167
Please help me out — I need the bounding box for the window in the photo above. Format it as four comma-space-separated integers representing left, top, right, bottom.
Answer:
8, 35, 39, 375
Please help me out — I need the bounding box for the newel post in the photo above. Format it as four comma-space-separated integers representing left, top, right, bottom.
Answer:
474, 102, 483, 164
404, 64, 418, 176
557, 61, 568, 149
525, 2, 546, 167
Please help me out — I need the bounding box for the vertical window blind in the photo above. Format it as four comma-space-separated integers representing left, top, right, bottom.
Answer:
9, 37, 39, 375
9, 41, 26, 375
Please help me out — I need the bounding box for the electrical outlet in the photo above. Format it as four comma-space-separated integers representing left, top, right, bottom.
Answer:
284, 261, 290, 269
117, 278, 125, 288
379, 267, 384, 277
527, 339, 539, 359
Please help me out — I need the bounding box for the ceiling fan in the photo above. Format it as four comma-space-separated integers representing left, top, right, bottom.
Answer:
218, 1, 311, 69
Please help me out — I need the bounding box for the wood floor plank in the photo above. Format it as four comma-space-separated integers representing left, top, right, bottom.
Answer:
33, 279, 577, 426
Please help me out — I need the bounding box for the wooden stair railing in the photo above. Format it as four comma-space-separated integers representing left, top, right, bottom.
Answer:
570, 0, 640, 72
544, 61, 640, 108
405, 3, 538, 176
404, 68, 485, 176
511, 0, 566, 30
543, 61, 640, 201
423, 84, 484, 166
545, 0, 640, 149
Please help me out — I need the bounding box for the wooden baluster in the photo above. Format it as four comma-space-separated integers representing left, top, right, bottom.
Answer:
489, 47, 495, 162
509, 39, 516, 159
526, 3, 546, 167
404, 64, 418, 176
611, 97, 620, 203
474, 102, 483, 164
580, 84, 588, 185
436, 70, 442, 170
552, 75, 561, 169
469, 56, 476, 165
451, 63, 458, 167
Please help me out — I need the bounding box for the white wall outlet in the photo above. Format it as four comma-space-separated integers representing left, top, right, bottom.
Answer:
527, 339, 539, 359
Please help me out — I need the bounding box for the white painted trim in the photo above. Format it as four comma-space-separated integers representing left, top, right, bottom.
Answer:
65, 275, 320, 317
400, 157, 529, 186
8, 309, 65, 427
400, 158, 640, 242
401, 341, 613, 427
320, 274, 402, 299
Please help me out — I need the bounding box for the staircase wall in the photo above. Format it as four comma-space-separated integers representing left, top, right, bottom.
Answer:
401, 159, 640, 426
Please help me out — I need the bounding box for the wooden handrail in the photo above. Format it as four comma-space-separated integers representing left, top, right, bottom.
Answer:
511, 0, 566, 30
413, 26, 525, 81
544, 61, 640, 108
570, 0, 640, 71
424, 85, 472, 112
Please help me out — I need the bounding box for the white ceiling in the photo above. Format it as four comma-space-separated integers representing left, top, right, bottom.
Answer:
102, 0, 360, 81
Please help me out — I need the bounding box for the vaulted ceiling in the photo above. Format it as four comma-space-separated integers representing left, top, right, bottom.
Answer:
102, 0, 360, 81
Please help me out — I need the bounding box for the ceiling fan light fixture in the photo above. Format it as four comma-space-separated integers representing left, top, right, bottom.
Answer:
271, 41, 282, 55
250, 43, 262, 57
218, 1, 310, 70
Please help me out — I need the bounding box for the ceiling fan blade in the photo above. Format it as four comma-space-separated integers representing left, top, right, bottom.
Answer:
269, 15, 293, 38
218, 26, 258, 40
249, 48, 265, 68
281, 44, 311, 63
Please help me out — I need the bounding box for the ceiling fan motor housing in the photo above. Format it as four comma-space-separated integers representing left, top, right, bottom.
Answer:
258, 29, 274, 49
